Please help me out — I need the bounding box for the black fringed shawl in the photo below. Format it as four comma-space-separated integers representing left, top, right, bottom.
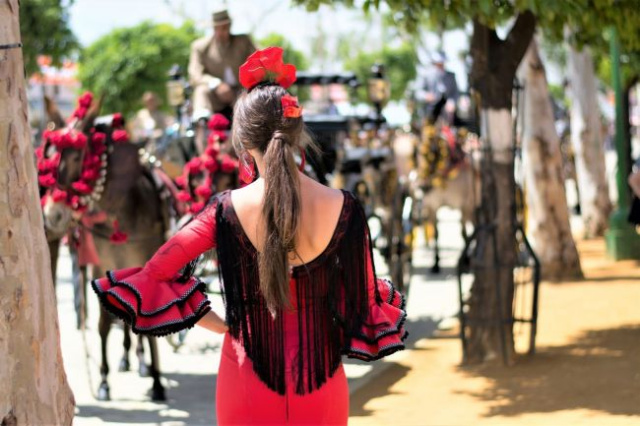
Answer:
215, 189, 381, 395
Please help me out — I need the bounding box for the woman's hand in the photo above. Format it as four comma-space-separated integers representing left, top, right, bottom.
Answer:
197, 310, 229, 334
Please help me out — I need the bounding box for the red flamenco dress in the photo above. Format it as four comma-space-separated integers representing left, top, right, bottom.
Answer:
92, 189, 408, 425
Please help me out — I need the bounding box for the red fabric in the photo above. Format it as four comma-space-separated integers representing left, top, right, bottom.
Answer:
346, 278, 407, 360
342, 232, 407, 361
91, 191, 406, 421
91, 201, 218, 334
217, 330, 349, 425
76, 211, 108, 266
77, 229, 100, 266
217, 274, 349, 425
239, 46, 297, 90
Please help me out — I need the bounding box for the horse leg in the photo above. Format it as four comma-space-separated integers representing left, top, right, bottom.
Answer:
98, 306, 112, 401
461, 218, 470, 245
118, 324, 132, 372
431, 215, 441, 274
70, 248, 87, 329
136, 333, 150, 378
147, 336, 166, 401
75, 264, 88, 330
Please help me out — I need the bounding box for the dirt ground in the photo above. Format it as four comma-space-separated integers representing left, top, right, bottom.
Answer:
349, 238, 640, 425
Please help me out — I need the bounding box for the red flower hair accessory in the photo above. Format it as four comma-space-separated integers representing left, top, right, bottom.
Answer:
281, 94, 302, 118
239, 47, 297, 90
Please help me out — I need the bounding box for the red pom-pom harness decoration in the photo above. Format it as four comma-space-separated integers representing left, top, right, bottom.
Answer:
174, 113, 237, 214
36, 91, 132, 244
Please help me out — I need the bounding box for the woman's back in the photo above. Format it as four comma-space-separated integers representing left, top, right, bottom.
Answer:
231, 173, 345, 268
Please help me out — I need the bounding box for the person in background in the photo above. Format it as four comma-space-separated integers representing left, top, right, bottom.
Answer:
130, 91, 171, 154
414, 51, 460, 125
188, 9, 256, 153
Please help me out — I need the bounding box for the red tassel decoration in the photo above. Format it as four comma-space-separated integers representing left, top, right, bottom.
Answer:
109, 220, 128, 244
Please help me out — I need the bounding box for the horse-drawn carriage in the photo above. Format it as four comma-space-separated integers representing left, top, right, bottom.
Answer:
290, 71, 414, 292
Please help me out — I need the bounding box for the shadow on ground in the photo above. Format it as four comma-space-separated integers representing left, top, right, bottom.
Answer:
348, 315, 440, 416
350, 363, 412, 417
457, 325, 640, 418
77, 372, 217, 425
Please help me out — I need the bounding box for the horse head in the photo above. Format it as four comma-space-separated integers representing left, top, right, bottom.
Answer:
51, 94, 103, 189
38, 93, 141, 231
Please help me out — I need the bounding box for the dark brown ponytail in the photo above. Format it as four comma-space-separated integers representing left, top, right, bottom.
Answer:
231, 85, 312, 309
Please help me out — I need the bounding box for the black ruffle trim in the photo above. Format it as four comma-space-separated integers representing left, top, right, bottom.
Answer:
342, 278, 409, 359
343, 338, 408, 362
91, 277, 211, 337
104, 270, 208, 317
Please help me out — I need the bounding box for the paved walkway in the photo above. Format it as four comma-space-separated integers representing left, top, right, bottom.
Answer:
57, 209, 466, 425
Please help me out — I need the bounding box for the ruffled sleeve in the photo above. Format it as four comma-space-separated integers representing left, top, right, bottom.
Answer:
345, 278, 408, 361
343, 200, 408, 361
91, 198, 218, 336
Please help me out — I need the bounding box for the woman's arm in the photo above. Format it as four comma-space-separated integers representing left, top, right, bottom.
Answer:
143, 203, 217, 281
197, 310, 228, 334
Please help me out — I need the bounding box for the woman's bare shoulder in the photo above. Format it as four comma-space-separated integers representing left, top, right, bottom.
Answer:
230, 181, 264, 214
300, 176, 344, 208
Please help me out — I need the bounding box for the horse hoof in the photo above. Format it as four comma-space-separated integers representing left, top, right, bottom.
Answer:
118, 358, 130, 372
97, 384, 111, 401
151, 385, 166, 401
139, 363, 150, 378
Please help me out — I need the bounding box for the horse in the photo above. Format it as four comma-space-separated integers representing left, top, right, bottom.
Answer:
40, 95, 170, 401
393, 123, 479, 274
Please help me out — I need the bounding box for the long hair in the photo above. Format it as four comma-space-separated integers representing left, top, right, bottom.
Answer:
231, 84, 312, 309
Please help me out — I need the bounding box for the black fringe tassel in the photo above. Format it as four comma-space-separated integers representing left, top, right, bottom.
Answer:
215, 190, 374, 396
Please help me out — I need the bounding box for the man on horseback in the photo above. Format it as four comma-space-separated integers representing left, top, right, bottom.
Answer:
413, 51, 459, 126
188, 9, 256, 153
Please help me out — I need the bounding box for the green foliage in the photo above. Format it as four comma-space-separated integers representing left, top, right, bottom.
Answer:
597, 52, 640, 89
344, 43, 418, 102
257, 33, 310, 70
295, 0, 640, 53
19, 0, 79, 75
296, 0, 640, 97
78, 21, 200, 117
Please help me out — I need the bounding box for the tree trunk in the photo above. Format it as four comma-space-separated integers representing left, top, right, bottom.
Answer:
0, 1, 75, 424
464, 12, 535, 365
519, 40, 583, 281
567, 45, 612, 237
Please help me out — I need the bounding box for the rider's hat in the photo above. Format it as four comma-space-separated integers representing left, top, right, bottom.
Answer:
431, 51, 447, 64
212, 9, 231, 26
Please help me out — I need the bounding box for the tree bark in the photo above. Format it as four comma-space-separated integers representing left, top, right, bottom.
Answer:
567, 44, 612, 237
519, 39, 583, 281
0, 1, 75, 424
464, 12, 535, 365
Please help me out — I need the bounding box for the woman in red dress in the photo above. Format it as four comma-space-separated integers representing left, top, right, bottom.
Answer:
92, 47, 407, 425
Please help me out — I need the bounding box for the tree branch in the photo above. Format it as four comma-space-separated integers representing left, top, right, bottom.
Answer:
469, 17, 490, 93
503, 10, 537, 73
